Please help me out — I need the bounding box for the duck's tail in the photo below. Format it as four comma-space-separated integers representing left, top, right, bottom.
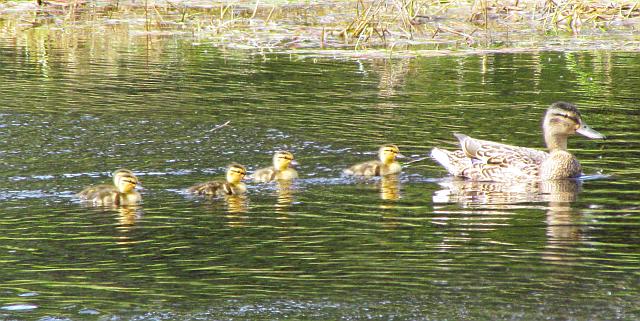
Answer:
430, 148, 470, 177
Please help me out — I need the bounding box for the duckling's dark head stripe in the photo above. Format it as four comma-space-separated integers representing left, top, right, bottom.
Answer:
275, 151, 294, 160
113, 169, 138, 186
116, 173, 138, 184
228, 163, 247, 175
230, 169, 245, 176
381, 144, 400, 154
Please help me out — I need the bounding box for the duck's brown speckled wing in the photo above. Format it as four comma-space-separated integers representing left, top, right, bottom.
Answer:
457, 160, 541, 182
432, 134, 549, 181
456, 133, 548, 166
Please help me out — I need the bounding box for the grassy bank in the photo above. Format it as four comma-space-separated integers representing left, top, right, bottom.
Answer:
1, 0, 639, 55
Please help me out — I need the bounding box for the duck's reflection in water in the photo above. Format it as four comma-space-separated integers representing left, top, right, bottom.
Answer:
224, 194, 249, 227
77, 203, 144, 246
115, 205, 144, 230
274, 180, 295, 212
540, 180, 584, 263
225, 194, 248, 213
112, 205, 143, 246
433, 178, 580, 206
433, 178, 583, 262
378, 174, 405, 230
379, 174, 401, 203
193, 194, 249, 227
80, 202, 144, 232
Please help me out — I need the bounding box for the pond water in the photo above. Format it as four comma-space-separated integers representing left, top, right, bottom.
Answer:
0, 31, 639, 320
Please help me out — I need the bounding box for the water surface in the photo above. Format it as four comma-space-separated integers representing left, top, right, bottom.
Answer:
0, 32, 639, 320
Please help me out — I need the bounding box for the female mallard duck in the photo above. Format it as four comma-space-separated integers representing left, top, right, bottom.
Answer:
344, 144, 403, 176
250, 151, 298, 183
188, 163, 247, 196
77, 169, 141, 205
430, 101, 605, 181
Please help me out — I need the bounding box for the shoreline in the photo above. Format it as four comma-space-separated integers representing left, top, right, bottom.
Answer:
1, 0, 639, 56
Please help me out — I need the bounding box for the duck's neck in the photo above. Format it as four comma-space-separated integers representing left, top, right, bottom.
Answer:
544, 132, 568, 152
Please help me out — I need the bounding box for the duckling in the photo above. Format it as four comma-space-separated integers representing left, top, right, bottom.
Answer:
77, 169, 141, 205
188, 163, 247, 196
431, 101, 605, 181
344, 144, 403, 176
250, 151, 298, 183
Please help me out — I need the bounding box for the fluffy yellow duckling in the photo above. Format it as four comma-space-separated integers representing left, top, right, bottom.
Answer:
431, 101, 605, 181
77, 169, 141, 206
344, 144, 403, 176
250, 151, 298, 183
188, 163, 247, 196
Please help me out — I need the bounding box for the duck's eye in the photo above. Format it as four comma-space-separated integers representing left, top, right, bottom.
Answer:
384, 149, 398, 154
122, 179, 136, 184
231, 170, 246, 176
552, 113, 580, 124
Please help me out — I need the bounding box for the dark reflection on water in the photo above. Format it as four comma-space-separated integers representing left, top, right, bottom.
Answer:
0, 33, 640, 320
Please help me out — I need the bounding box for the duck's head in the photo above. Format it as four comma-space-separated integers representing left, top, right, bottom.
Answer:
543, 102, 605, 140
273, 151, 295, 171
226, 163, 247, 184
112, 169, 139, 193
378, 144, 403, 164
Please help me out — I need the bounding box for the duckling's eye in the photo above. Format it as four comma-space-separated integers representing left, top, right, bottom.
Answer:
122, 179, 136, 184
384, 149, 398, 154
231, 170, 246, 176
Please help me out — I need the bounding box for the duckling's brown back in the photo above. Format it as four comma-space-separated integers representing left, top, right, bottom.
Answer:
77, 184, 118, 204
188, 180, 232, 196
345, 160, 382, 176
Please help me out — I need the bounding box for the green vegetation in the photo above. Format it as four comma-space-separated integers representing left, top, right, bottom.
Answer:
0, 0, 639, 54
